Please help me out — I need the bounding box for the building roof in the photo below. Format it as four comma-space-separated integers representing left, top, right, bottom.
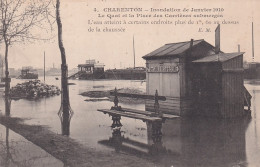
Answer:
78, 64, 94, 67
192, 52, 244, 63
94, 63, 105, 68
142, 39, 207, 59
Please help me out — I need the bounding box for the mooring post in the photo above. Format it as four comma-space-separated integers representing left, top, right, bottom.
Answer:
111, 87, 122, 111
114, 87, 119, 107
149, 121, 164, 155
111, 115, 122, 128
154, 90, 162, 117
151, 121, 162, 143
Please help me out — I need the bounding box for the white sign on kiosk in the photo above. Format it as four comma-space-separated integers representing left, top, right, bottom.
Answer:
147, 65, 179, 73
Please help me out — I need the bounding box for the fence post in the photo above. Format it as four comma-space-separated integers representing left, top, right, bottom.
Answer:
111, 87, 122, 111
154, 90, 162, 117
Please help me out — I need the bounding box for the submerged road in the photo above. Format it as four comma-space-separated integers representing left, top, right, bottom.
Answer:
0, 123, 63, 167
0, 116, 157, 167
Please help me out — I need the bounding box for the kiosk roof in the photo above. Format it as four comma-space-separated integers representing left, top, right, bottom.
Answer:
142, 39, 207, 59
192, 52, 244, 63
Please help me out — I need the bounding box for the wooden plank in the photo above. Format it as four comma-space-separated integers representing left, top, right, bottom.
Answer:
145, 103, 181, 109
121, 108, 152, 116
110, 92, 166, 101
97, 109, 162, 122
145, 99, 181, 103
121, 108, 179, 119
145, 106, 181, 115
145, 105, 181, 111
222, 68, 244, 73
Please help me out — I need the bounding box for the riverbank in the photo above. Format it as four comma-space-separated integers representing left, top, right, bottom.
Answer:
0, 115, 157, 167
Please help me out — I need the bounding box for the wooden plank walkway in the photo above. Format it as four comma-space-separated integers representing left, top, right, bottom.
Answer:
97, 109, 162, 122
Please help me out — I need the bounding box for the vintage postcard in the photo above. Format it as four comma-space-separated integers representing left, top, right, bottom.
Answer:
0, 0, 259, 166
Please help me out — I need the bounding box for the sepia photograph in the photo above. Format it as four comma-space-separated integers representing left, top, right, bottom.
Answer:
0, 0, 260, 166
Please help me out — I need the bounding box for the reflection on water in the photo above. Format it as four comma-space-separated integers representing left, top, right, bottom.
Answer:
58, 70, 74, 136
100, 117, 251, 167
58, 101, 73, 136
59, 111, 71, 136
4, 96, 11, 116
165, 118, 250, 167
99, 121, 168, 156
0, 124, 63, 167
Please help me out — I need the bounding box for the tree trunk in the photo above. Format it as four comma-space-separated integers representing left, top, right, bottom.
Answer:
56, 0, 71, 135
4, 43, 9, 95
4, 41, 11, 116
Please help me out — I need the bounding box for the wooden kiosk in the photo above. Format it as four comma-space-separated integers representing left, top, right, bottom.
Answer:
143, 31, 251, 118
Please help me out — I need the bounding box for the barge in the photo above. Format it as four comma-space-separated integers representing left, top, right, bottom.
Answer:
17, 67, 38, 79
69, 59, 146, 80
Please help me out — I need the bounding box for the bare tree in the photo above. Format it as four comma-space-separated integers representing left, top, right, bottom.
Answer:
0, 54, 4, 78
0, 0, 54, 114
56, 0, 73, 135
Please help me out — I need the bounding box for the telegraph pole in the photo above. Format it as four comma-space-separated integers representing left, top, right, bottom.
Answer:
44, 51, 45, 82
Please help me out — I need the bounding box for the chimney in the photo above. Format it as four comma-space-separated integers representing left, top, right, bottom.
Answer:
238, 44, 240, 52
215, 24, 220, 54
185, 39, 194, 63
189, 39, 194, 49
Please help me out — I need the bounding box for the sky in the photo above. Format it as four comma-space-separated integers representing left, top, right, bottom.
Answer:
0, 0, 260, 70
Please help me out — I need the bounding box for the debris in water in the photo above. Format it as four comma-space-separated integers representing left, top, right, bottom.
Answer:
80, 88, 146, 104
93, 85, 104, 88
84, 97, 110, 102
10, 80, 60, 100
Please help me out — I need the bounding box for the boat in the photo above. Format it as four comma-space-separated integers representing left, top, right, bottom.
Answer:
69, 59, 105, 80
17, 67, 38, 79
104, 67, 146, 80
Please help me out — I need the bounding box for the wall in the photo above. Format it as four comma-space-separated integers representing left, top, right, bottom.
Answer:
146, 58, 180, 97
221, 55, 244, 118
145, 58, 183, 115
189, 63, 222, 117
190, 55, 245, 118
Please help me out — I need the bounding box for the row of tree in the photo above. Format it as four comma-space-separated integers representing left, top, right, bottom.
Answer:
0, 0, 72, 134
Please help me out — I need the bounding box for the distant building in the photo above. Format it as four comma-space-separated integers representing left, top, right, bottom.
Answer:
76, 59, 105, 79
244, 62, 260, 79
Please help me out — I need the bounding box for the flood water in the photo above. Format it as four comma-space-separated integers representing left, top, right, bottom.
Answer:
0, 77, 260, 167
0, 124, 63, 167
